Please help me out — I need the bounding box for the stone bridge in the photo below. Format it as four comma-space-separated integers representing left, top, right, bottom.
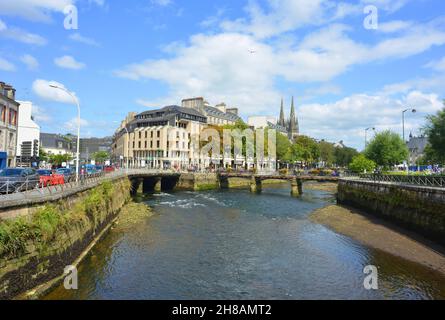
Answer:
218, 173, 339, 196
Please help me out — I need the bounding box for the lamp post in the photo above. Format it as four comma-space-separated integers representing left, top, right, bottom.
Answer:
49, 84, 80, 183
365, 127, 375, 148
402, 108, 417, 172
402, 108, 416, 142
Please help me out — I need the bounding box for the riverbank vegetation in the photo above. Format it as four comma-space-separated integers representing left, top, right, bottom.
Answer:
0, 180, 128, 260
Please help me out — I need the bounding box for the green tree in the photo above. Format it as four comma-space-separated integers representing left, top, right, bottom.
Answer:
49, 154, 72, 166
423, 105, 445, 164
276, 133, 292, 161
349, 154, 376, 173
92, 151, 109, 164
334, 146, 359, 167
365, 130, 408, 169
319, 141, 335, 166
294, 135, 320, 165
39, 148, 49, 162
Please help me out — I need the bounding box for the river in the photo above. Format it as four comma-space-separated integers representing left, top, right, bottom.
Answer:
44, 183, 445, 300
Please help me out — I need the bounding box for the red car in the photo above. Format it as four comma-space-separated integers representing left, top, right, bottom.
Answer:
37, 169, 65, 187
104, 166, 115, 173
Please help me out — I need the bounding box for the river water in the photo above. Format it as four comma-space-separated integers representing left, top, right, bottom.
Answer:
44, 183, 445, 300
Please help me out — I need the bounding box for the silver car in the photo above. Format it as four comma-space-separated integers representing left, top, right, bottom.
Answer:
0, 168, 40, 194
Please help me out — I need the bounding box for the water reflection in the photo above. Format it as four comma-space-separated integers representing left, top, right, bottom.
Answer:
44, 184, 445, 300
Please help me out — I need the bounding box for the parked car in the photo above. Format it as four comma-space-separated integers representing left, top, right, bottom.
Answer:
55, 168, 75, 182
104, 165, 115, 173
37, 169, 65, 187
0, 168, 40, 193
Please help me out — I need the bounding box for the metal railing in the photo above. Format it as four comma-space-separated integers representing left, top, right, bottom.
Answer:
351, 174, 445, 188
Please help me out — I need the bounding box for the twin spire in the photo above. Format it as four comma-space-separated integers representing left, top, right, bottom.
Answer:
279, 97, 299, 140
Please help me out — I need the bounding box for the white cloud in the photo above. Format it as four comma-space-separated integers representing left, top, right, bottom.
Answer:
298, 90, 442, 149
69, 33, 100, 46
0, 0, 74, 22
32, 105, 51, 123
425, 56, 445, 72
32, 79, 78, 104
54, 55, 86, 70
378, 20, 413, 33
64, 117, 89, 134
20, 54, 39, 70
0, 57, 15, 71
0, 20, 47, 45
151, 0, 172, 6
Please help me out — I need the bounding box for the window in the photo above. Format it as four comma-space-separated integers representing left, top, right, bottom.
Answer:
150, 141, 153, 148
157, 131, 160, 138
151, 131, 153, 138
145, 131, 148, 138
138, 141, 141, 148
157, 141, 160, 148
145, 141, 147, 148
1, 105, 5, 123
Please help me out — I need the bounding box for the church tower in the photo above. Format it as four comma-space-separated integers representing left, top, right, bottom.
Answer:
278, 98, 286, 127
288, 96, 299, 140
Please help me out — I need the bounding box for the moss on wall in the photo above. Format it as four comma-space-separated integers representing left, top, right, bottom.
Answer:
337, 181, 445, 245
0, 178, 131, 300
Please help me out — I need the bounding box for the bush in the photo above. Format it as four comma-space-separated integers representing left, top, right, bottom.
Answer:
349, 154, 376, 173
279, 168, 288, 175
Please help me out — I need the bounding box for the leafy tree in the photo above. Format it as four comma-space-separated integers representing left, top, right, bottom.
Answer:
276, 133, 292, 161
49, 154, 72, 166
423, 105, 445, 164
365, 130, 408, 169
92, 151, 109, 164
349, 154, 376, 173
334, 146, 359, 167
294, 135, 320, 165
39, 148, 49, 162
319, 141, 335, 166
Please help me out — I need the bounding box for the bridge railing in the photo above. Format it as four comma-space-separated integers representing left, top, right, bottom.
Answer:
350, 174, 445, 188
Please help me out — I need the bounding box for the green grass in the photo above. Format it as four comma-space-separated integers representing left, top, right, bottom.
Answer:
0, 180, 122, 260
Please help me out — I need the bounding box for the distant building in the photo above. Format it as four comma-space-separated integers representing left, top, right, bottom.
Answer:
182, 97, 241, 126
40, 133, 76, 157
278, 97, 299, 141
248, 97, 300, 141
16, 101, 40, 167
406, 134, 428, 164
80, 137, 112, 162
0, 82, 19, 168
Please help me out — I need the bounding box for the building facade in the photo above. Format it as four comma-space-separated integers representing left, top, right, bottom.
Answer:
182, 97, 241, 126
112, 106, 207, 169
406, 134, 428, 165
0, 82, 19, 168
40, 133, 76, 157
16, 101, 40, 167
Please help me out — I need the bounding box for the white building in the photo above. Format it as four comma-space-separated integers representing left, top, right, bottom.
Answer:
16, 101, 40, 167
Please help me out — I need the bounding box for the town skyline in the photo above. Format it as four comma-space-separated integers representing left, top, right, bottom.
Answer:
1, 0, 444, 149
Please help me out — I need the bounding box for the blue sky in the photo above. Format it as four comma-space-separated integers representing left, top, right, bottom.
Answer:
0, 0, 444, 150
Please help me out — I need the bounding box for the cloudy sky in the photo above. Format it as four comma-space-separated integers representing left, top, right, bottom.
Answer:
0, 0, 444, 149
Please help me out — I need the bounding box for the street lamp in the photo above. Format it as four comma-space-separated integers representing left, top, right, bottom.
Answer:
402, 108, 417, 142
365, 127, 375, 148
49, 84, 81, 183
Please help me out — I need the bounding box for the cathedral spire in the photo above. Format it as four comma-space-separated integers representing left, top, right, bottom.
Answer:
279, 98, 285, 127
289, 96, 298, 140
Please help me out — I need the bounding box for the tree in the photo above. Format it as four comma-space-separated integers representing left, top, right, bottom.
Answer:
365, 130, 408, 169
92, 151, 109, 164
49, 154, 72, 166
423, 105, 445, 164
334, 146, 359, 167
349, 154, 376, 173
319, 141, 335, 166
276, 133, 292, 161
39, 148, 49, 162
294, 135, 320, 165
